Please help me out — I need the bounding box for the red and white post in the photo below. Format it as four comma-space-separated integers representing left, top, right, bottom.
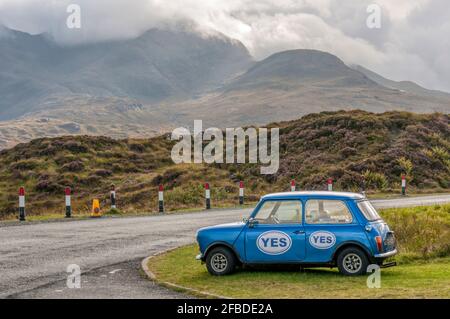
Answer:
19, 186, 25, 221
110, 185, 116, 209
158, 184, 164, 213
239, 181, 244, 205
65, 187, 72, 218
205, 183, 211, 210
401, 175, 406, 196
327, 178, 333, 191
291, 180, 296, 192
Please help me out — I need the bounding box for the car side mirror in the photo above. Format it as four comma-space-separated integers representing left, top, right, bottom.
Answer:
248, 218, 259, 228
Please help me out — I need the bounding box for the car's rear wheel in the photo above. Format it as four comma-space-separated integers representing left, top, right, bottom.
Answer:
205, 247, 236, 276
337, 247, 369, 276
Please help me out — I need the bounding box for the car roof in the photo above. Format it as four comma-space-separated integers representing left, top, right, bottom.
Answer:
261, 191, 366, 200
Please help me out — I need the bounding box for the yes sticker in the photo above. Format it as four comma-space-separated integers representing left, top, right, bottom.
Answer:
309, 231, 336, 249
257, 231, 292, 255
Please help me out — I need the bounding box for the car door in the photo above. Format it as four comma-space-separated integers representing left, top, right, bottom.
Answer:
303, 198, 362, 263
244, 199, 306, 263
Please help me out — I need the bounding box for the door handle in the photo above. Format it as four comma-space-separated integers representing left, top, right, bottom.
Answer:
293, 230, 305, 235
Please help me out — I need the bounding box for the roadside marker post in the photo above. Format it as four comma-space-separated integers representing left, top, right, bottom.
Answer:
239, 181, 244, 205
158, 185, 164, 213
65, 187, 72, 218
19, 187, 25, 221
205, 183, 211, 210
401, 175, 407, 196
361, 178, 366, 197
291, 180, 296, 192
327, 178, 333, 191
110, 185, 116, 209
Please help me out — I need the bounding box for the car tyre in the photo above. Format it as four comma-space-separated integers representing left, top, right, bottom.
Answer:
206, 247, 236, 276
337, 247, 369, 276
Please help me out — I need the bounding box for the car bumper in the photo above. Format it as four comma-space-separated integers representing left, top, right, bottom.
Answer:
374, 249, 397, 258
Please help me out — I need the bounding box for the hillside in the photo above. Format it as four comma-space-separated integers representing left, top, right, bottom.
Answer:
0, 111, 448, 219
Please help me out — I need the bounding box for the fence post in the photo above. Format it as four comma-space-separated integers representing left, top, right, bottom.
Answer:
110, 185, 116, 209
205, 183, 211, 210
327, 178, 333, 191
65, 187, 72, 218
401, 175, 406, 196
361, 178, 366, 197
158, 185, 164, 213
19, 187, 25, 221
239, 181, 244, 205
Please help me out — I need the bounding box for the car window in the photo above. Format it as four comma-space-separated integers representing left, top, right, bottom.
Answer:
305, 200, 352, 224
254, 200, 302, 224
357, 200, 381, 221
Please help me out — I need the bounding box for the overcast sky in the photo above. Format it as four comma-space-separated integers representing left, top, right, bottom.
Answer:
1, 0, 450, 92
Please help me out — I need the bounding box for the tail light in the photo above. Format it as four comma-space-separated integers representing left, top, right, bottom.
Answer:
375, 236, 383, 252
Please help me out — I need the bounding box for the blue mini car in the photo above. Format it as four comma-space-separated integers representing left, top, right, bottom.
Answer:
196, 191, 397, 276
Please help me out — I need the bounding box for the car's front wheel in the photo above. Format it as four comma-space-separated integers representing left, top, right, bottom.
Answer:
337, 247, 369, 276
205, 247, 236, 276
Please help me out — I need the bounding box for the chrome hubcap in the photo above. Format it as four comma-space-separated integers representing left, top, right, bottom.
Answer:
343, 253, 362, 273
211, 253, 227, 272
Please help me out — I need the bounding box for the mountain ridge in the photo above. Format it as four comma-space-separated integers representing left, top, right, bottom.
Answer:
0, 26, 253, 120
227, 49, 378, 90
352, 64, 450, 98
1, 27, 450, 149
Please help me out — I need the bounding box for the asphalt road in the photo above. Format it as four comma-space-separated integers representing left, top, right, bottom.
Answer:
1, 194, 449, 299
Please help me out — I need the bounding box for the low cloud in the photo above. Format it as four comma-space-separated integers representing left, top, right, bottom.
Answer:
1, 0, 450, 92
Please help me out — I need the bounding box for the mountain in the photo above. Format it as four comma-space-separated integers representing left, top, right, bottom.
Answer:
0, 111, 448, 218
165, 49, 450, 128
1, 28, 450, 149
227, 50, 377, 89
352, 64, 450, 99
0, 27, 253, 120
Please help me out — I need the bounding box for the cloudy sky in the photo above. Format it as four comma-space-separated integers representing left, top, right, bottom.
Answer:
1, 0, 450, 92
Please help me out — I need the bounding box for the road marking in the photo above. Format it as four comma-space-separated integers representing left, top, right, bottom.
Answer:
109, 269, 122, 274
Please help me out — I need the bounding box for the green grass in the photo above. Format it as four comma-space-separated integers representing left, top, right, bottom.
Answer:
148, 245, 450, 299
19, 213, 90, 222
380, 204, 450, 262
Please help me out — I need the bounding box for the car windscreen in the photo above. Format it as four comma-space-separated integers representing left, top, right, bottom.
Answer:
357, 200, 381, 221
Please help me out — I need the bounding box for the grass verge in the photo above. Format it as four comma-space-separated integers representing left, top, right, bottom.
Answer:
147, 244, 450, 299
